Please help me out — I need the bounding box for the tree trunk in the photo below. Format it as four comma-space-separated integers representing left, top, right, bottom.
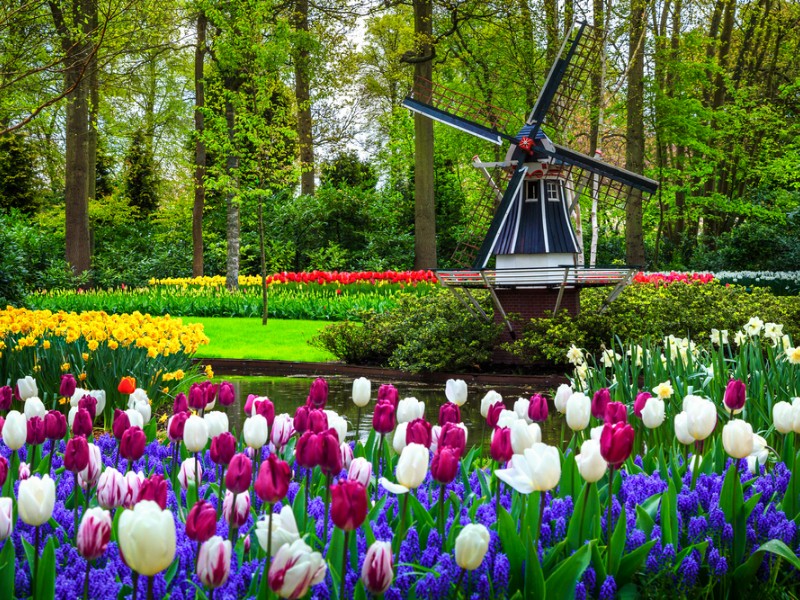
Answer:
625, 0, 646, 267
544, 0, 559, 65
413, 0, 436, 269
193, 11, 207, 277
224, 96, 240, 291
86, 0, 98, 208
587, 0, 605, 267
293, 0, 314, 196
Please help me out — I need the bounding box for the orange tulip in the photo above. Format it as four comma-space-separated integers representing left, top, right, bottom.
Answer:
118, 376, 136, 395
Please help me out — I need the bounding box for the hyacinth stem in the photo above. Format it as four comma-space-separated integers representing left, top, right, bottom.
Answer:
83, 558, 90, 600
340, 530, 349, 600
323, 474, 332, 549
132, 572, 139, 600
33, 525, 40, 600
147, 574, 154, 600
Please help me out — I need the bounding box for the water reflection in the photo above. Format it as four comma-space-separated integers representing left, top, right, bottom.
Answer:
219, 376, 565, 449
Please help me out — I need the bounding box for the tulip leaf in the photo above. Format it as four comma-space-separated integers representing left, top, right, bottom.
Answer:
497, 506, 525, 591
558, 452, 580, 500
354, 581, 368, 600
407, 492, 434, 540
733, 539, 800, 585
22, 538, 34, 577
36, 535, 56, 600
590, 539, 607, 583
608, 504, 626, 576
187, 581, 209, 600
293, 481, 307, 533
327, 528, 346, 599
544, 541, 591, 600
634, 504, 655, 539
567, 482, 600, 552
781, 451, 800, 522
0, 539, 15, 598
615, 539, 656, 588
524, 536, 546, 600
164, 555, 181, 587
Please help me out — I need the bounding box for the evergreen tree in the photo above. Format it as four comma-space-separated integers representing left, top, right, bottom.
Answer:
123, 129, 160, 214
0, 133, 37, 213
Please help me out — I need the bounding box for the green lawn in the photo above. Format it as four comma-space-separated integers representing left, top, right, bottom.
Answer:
184, 317, 336, 362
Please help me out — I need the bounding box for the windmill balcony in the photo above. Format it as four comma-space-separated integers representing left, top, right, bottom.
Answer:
436, 265, 633, 290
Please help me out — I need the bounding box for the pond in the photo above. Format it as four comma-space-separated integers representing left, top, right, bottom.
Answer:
216, 375, 566, 450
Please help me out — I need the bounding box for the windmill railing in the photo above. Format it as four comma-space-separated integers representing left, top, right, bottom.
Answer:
436, 266, 634, 289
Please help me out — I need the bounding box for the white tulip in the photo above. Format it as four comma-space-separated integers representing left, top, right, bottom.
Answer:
352, 377, 371, 408
79, 443, 102, 489
2, 410, 27, 450
396, 397, 425, 424
685, 397, 717, 441
0, 497, 12, 540
132, 399, 151, 425
454, 523, 490, 570
792, 398, 800, 434
496, 409, 518, 429
576, 439, 607, 483
243, 415, 269, 449
348, 457, 372, 487
566, 393, 591, 431
18, 475, 56, 526
323, 410, 347, 444
495, 443, 561, 494
747, 434, 769, 474
204, 411, 229, 438
773, 401, 794, 434
255, 505, 300, 553
270, 414, 294, 449
392, 422, 408, 454
722, 419, 754, 459
514, 397, 532, 423
178, 457, 203, 490
380, 443, 428, 494
480, 391, 502, 418
16, 376, 37, 401
268, 539, 327, 600
124, 408, 144, 430
554, 384, 572, 414
510, 420, 540, 454
24, 397, 45, 420
589, 425, 604, 441
184, 415, 209, 453
72, 389, 107, 416
445, 379, 468, 406
340, 442, 353, 471
118, 500, 176, 576
674, 412, 695, 445
641, 397, 666, 429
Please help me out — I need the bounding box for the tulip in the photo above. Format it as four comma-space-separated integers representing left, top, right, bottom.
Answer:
186, 499, 218, 543
380, 443, 429, 494
684, 396, 717, 441
26, 416, 45, 446
747, 434, 769, 475
324, 410, 348, 444
24, 397, 46, 421
140, 474, 168, 510
318, 429, 342, 476
455, 523, 490, 570
554, 384, 572, 414
480, 390, 502, 418
438, 422, 467, 457
123, 471, 144, 508
674, 412, 695, 445
0, 386, 12, 411
271, 414, 295, 449
117, 376, 136, 395
218, 381, 235, 407
188, 383, 208, 411
77, 507, 112, 561
308, 409, 328, 434
641, 397, 665, 429
591, 388, 611, 420
173, 393, 189, 414
348, 457, 372, 487
18, 462, 30, 480
112, 409, 131, 440
64, 436, 90, 473
490, 427, 513, 463
71, 407, 92, 437
340, 442, 353, 470
204, 411, 229, 439
97, 467, 127, 509
496, 409, 517, 429
352, 377, 371, 407
78, 394, 98, 420
361, 541, 393, 595
0, 497, 12, 541
722, 419, 754, 459
124, 408, 144, 430
514, 397, 531, 423
2, 410, 26, 450
397, 397, 425, 423
510, 420, 541, 454
599, 422, 635, 468
431, 447, 459, 484
184, 415, 209, 453
392, 422, 408, 454
773, 401, 794, 434
255, 454, 292, 504
223, 490, 250, 528
60, 374, 77, 399
633, 392, 652, 419
197, 536, 232, 589
331, 479, 368, 530
18, 474, 56, 526
528, 394, 548, 422
295, 432, 322, 469
495, 443, 561, 494
723, 379, 746, 414
202, 382, 220, 408
377, 384, 399, 409
43, 410, 66, 440
293, 405, 311, 435
576, 439, 607, 483
225, 453, 253, 494
179, 457, 204, 490
566, 393, 591, 431
16, 376, 38, 401
405, 418, 432, 448
118, 500, 176, 576
129, 395, 151, 426
255, 505, 299, 553
373, 401, 395, 434
445, 379, 468, 406
120, 426, 146, 462
0, 457, 7, 488
604, 401, 627, 424
79, 443, 102, 490
307, 377, 328, 409
246, 395, 276, 424
268, 539, 327, 599
485, 402, 505, 428
243, 415, 269, 450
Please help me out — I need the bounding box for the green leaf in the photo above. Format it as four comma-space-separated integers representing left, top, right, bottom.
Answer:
545, 542, 591, 600
497, 506, 525, 592
327, 528, 345, 600
293, 480, 307, 534
635, 505, 655, 539
36, 536, 56, 600
781, 450, 800, 522
608, 504, 626, 576
733, 539, 800, 585
567, 482, 600, 552
0, 540, 15, 598
616, 540, 656, 588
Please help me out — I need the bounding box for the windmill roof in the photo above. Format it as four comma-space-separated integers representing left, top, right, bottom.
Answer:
516, 125, 549, 140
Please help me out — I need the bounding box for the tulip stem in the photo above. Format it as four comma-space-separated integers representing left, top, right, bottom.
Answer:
355, 407, 361, 443
340, 530, 349, 600
218, 466, 226, 519
147, 574, 154, 600
33, 525, 39, 600
47, 441, 54, 477
606, 467, 615, 576
260, 503, 274, 600
439, 484, 446, 540
305, 470, 311, 513
228, 491, 239, 543
83, 559, 90, 600
195, 452, 200, 502
395, 492, 409, 566
323, 474, 332, 549
690, 441, 704, 491
73, 472, 79, 544
450, 568, 465, 600
375, 434, 384, 505
132, 572, 139, 600
535, 491, 545, 551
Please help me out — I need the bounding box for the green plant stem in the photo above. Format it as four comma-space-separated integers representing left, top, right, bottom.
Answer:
323, 474, 332, 549
83, 558, 90, 600
374, 434, 384, 505
228, 491, 239, 543
73, 472, 79, 544
132, 572, 139, 600
395, 493, 409, 566
217, 466, 226, 519
607, 467, 615, 575
439, 484, 446, 540
690, 441, 704, 491
340, 530, 349, 600
260, 504, 274, 600
450, 568, 466, 600
578, 482, 591, 540
33, 525, 39, 600
355, 407, 361, 443
147, 575, 154, 600
535, 491, 544, 551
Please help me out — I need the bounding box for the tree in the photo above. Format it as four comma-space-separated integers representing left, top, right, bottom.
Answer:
625, 0, 646, 266
123, 129, 159, 214
0, 132, 38, 213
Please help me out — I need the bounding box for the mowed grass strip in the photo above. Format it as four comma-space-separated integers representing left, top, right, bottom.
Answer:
184, 317, 336, 362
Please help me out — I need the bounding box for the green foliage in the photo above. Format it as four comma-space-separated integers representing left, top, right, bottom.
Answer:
0, 133, 38, 213
320, 151, 377, 190
312, 288, 502, 372
123, 129, 160, 214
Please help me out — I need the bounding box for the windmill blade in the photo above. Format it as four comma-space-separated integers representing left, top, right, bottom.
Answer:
543, 144, 658, 194
402, 77, 521, 145
473, 165, 529, 270
526, 22, 601, 140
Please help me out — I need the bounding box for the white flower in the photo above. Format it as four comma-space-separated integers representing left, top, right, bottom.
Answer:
380, 443, 428, 494
734, 330, 747, 346
674, 412, 695, 445
496, 409, 518, 429
454, 524, 490, 571
566, 345, 584, 366
513, 397, 531, 423
204, 411, 229, 438
565, 392, 590, 431
255, 505, 300, 553
392, 422, 408, 454
744, 317, 764, 337
445, 379, 468, 406
641, 398, 665, 429
576, 439, 606, 483
23, 397, 46, 420
652, 381, 673, 400
396, 397, 425, 424
480, 391, 502, 418
553, 384, 572, 414
510, 420, 540, 454
722, 420, 754, 459
683, 396, 717, 441
352, 377, 371, 408
323, 410, 347, 444
16, 376, 38, 401
495, 443, 561, 494
764, 322, 783, 343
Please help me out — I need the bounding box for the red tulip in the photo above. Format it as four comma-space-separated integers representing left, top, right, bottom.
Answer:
120, 426, 146, 462
0, 386, 12, 411
254, 455, 291, 504
438, 422, 466, 458
591, 388, 611, 420
307, 377, 328, 409
604, 402, 628, 425
438, 402, 461, 427
724, 379, 746, 412
173, 393, 189, 414
117, 376, 136, 395
295, 431, 322, 469
377, 384, 399, 409
72, 408, 93, 437
112, 409, 130, 440
485, 402, 504, 428
203, 382, 220, 406
490, 427, 513, 463
189, 383, 208, 411
218, 381, 235, 407
599, 422, 635, 468
293, 405, 311, 434
78, 395, 97, 420
77, 508, 112, 561
64, 436, 90, 473
168, 411, 190, 442
225, 453, 253, 494
26, 416, 45, 445
210, 432, 236, 466
59, 374, 77, 399
319, 429, 343, 476
528, 394, 549, 422
633, 392, 651, 418
44, 410, 67, 440
0, 457, 7, 487
246, 396, 276, 427
185, 499, 218, 543
139, 474, 168, 509
373, 401, 395, 434
405, 418, 432, 448
308, 409, 328, 433
431, 447, 459, 484
330, 479, 368, 531
197, 536, 231, 589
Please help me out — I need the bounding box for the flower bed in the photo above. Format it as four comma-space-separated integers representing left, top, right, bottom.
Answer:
149, 270, 438, 288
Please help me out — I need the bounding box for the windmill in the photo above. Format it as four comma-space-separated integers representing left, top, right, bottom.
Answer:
401, 22, 658, 343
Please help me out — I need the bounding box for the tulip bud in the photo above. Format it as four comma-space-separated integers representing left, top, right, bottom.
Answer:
0, 386, 12, 411
376, 384, 399, 409
226, 454, 253, 494
513, 397, 531, 423
18, 474, 55, 526
384, 443, 428, 492
44, 410, 66, 440
295, 431, 321, 469
218, 381, 235, 407
674, 412, 695, 445
405, 418, 432, 448
445, 379, 468, 406
684, 396, 717, 441
24, 397, 45, 420
173, 393, 189, 414
554, 384, 572, 414
255, 505, 300, 553
373, 401, 395, 434
431, 447, 459, 484
352, 377, 371, 408
308, 409, 328, 434
124, 408, 144, 430
243, 415, 269, 450
16, 376, 38, 401
633, 392, 652, 419
485, 402, 504, 428
438, 422, 467, 458
0, 498, 12, 541
204, 411, 229, 439
318, 429, 343, 476
361, 541, 393, 595
188, 383, 207, 411
576, 439, 607, 483
60, 374, 77, 399
120, 426, 146, 462
118, 376, 136, 395
599, 422, 635, 468
197, 536, 232, 589
480, 391, 502, 418
64, 436, 90, 473
392, 422, 408, 455
773, 401, 794, 434
77, 507, 112, 561
203, 382, 219, 408
566, 393, 591, 432
271, 414, 294, 449
140, 474, 168, 510
324, 410, 348, 444
0, 457, 7, 488
510, 420, 541, 454
112, 409, 130, 440
307, 377, 328, 409
331, 479, 368, 531
723, 379, 746, 413
528, 394, 549, 422
71, 408, 93, 438
118, 500, 176, 576
18, 462, 30, 480
223, 490, 250, 528
79, 443, 102, 490
455, 523, 490, 570
722, 419, 754, 459
255, 454, 292, 504
348, 457, 372, 487
495, 443, 561, 493
490, 427, 513, 463
123, 471, 144, 508
210, 432, 236, 466
604, 402, 628, 425
78, 394, 98, 421
186, 499, 218, 543
641, 398, 665, 429
269, 540, 327, 599
184, 415, 209, 453
293, 404, 311, 435
178, 457, 203, 490
591, 388, 611, 420
97, 467, 127, 509
439, 402, 462, 427
397, 397, 425, 424
26, 416, 45, 446
2, 410, 26, 450
340, 441, 353, 471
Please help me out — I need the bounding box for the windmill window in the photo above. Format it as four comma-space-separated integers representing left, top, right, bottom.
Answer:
525, 181, 539, 203
546, 181, 560, 202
